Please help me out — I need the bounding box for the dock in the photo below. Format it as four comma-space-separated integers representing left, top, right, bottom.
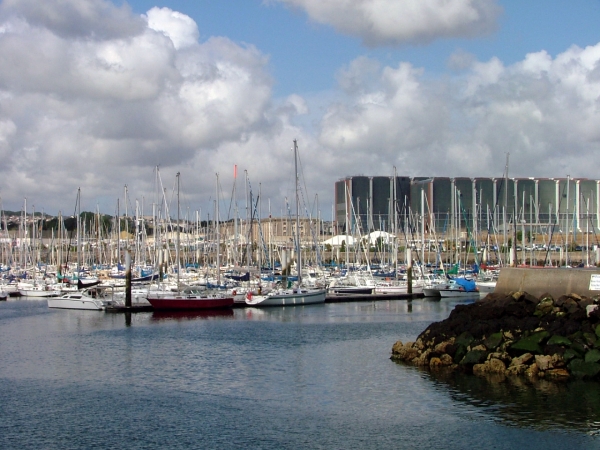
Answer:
105, 304, 153, 313
325, 292, 424, 302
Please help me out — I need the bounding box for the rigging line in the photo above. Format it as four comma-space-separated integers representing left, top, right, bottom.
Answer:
294, 140, 316, 219
581, 190, 600, 257
246, 175, 270, 268
543, 181, 567, 266
457, 191, 479, 269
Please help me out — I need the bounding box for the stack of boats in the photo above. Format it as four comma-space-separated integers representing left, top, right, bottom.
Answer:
0, 260, 497, 309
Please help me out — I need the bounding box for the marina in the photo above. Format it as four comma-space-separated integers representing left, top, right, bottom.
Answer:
2, 1, 600, 447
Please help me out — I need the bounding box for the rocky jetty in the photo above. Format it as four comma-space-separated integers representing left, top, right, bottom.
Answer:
391, 291, 600, 380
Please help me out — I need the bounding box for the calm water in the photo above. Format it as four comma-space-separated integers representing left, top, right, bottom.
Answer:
1, 297, 599, 449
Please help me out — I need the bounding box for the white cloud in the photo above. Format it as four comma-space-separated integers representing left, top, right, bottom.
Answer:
0, 1, 278, 214
1, 0, 600, 221
145, 6, 199, 50
315, 42, 600, 180
0, 0, 144, 39
273, 0, 501, 46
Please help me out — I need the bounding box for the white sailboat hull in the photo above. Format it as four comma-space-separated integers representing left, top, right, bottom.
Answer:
245, 288, 326, 306
20, 288, 62, 298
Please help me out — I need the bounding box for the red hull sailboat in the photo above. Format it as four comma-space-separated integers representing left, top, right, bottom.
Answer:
146, 292, 234, 310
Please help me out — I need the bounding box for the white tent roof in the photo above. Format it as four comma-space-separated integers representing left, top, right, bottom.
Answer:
322, 235, 356, 246
363, 230, 396, 244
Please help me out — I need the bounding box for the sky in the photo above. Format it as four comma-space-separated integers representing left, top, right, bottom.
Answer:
1, 0, 600, 220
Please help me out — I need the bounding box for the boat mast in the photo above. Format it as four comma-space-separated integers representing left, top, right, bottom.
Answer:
294, 139, 302, 285
76, 188, 81, 280
216, 172, 221, 286
233, 164, 238, 267
176, 172, 180, 290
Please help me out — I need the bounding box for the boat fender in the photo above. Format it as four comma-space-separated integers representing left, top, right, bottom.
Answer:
232, 289, 236, 295
246, 292, 252, 300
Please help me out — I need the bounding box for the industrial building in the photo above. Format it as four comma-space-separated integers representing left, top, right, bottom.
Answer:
335, 176, 600, 241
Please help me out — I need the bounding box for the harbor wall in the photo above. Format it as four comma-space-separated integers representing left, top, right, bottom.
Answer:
494, 267, 600, 298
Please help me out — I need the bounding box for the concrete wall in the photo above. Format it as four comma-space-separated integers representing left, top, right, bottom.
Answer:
495, 267, 600, 298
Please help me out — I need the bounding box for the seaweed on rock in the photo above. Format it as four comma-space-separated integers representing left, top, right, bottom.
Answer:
391, 291, 600, 381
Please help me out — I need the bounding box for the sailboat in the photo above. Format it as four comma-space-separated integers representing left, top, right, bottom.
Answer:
48, 188, 116, 310
245, 140, 326, 307
146, 173, 234, 311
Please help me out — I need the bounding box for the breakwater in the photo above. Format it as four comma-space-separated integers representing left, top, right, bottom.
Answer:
391, 290, 600, 380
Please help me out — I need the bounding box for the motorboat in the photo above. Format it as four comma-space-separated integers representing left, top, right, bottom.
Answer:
423, 277, 479, 298
47, 286, 115, 310
439, 278, 479, 298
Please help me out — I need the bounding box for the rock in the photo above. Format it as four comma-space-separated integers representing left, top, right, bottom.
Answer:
391, 290, 600, 382
563, 348, 579, 362
392, 340, 405, 353
487, 351, 512, 365
506, 364, 527, 376
546, 335, 572, 346
473, 358, 506, 376
455, 331, 475, 348
484, 332, 503, 350
510, 353, 534, 367
535, 297, 554, 316
391, 341, 420, 362
472, 363, 486, 376
578, 297, 594, 310
439, 354, 453, 366
554, 295, 569, 307
487, 358, 506, 374
414, 339, 425, 351
568, 359, 600, 379
523, 292, 541, 305
562, 298, 580, 314
414, 350, 431, 367
511, 291, 525, 301
535, 355, 554, 371
453, 345, 468, 364
584, 333, 598, 348
551, 354, 566, 368
433, 338, 455, 354
429, 357, 443, 369
525, 363, 539, 378
460, 349, 488, 366
511, 331, 549, 354
585, 349, 600, 364
570, 341, 587, 356
545, 368, 570, 379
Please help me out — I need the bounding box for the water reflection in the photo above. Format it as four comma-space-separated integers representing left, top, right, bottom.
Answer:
422, 368, 600, 434
150, 309, 234, 322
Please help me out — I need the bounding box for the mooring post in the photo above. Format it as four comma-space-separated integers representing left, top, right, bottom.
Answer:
406, 248, 413, 294
125, 251, 132, 308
